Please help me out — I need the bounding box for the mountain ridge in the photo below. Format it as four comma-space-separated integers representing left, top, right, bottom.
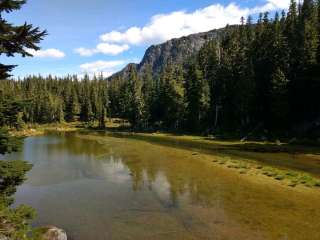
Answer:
109, 27, 227, 79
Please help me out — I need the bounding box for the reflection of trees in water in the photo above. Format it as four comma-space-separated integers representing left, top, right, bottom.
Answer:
18, 134, 131, 185
46, 132, 109, 157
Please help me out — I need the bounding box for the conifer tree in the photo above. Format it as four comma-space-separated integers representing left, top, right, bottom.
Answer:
124, 65, 144, 128
198, 40, 220, 128
65, 87, 79, 122
185, 63, 208, 131
301, 0, 318, 65
317, 0, 320, 62
79, 75, 93, 123
0, 1, 46, 238
141, 64, 154, 128
158, 63, 184, 129
0, 0, 46, 79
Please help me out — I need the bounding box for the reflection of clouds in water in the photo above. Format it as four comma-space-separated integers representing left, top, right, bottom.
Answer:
25, 153, 131, 187
99, 156, 131, 184
13, 135, 131, 186
151, 173, 171, 203
145, 172, 188, 209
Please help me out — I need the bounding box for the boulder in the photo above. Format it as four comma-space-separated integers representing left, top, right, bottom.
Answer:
41, 226, 67, 240
0, 235, 9, 240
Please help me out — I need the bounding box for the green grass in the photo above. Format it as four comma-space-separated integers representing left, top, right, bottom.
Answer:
210, 154, 320, 189
274, 175, 285, 181
314, 181, 320, 187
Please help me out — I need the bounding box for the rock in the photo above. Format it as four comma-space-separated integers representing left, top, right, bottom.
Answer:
0, 235, 9, 240
41, 226, 67, 240
109, 27, 224, 80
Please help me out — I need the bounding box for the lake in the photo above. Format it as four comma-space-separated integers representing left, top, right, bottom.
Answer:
1, 131, 320, 240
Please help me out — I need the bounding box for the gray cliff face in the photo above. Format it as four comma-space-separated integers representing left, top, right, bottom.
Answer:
138, 29, 220, 74
111, 28, 224, 79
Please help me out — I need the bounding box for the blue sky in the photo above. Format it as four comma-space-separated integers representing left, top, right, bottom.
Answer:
2, 0, 290, 78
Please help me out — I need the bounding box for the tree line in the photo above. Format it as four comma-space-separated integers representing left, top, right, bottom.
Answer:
0, 74, 109, 128
1, 0, 320, 139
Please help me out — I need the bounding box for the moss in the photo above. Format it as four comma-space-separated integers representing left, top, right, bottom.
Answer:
285, 171, 299, 177
314, 181, 320, 187
275, 175, 285, 181
299, 175, 313, 184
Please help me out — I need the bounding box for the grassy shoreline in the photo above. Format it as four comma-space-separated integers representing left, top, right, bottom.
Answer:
9, 122, 81, 137
11, 122, 320, 190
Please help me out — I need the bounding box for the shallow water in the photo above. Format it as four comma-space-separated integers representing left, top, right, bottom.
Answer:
2, 132, 320, 240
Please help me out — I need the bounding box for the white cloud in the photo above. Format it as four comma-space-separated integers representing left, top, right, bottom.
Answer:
74, 0, 290, 68
100, 0, 290, 46
253, 0, 290, 13
74, 48, 96, 57
266, 0, 290, 10
79, 60, 125, 77
75, 43, 129, 56
27, 48, 65, 58
96, 43, 130, 55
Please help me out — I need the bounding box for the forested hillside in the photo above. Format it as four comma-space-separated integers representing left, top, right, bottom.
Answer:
1, 0, 320, 138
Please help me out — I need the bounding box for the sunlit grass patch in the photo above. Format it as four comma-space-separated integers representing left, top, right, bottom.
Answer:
285, 171, 299, 177
314, 181, 320, 187
274, 175, 285, 181
299, 175, 313, 184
